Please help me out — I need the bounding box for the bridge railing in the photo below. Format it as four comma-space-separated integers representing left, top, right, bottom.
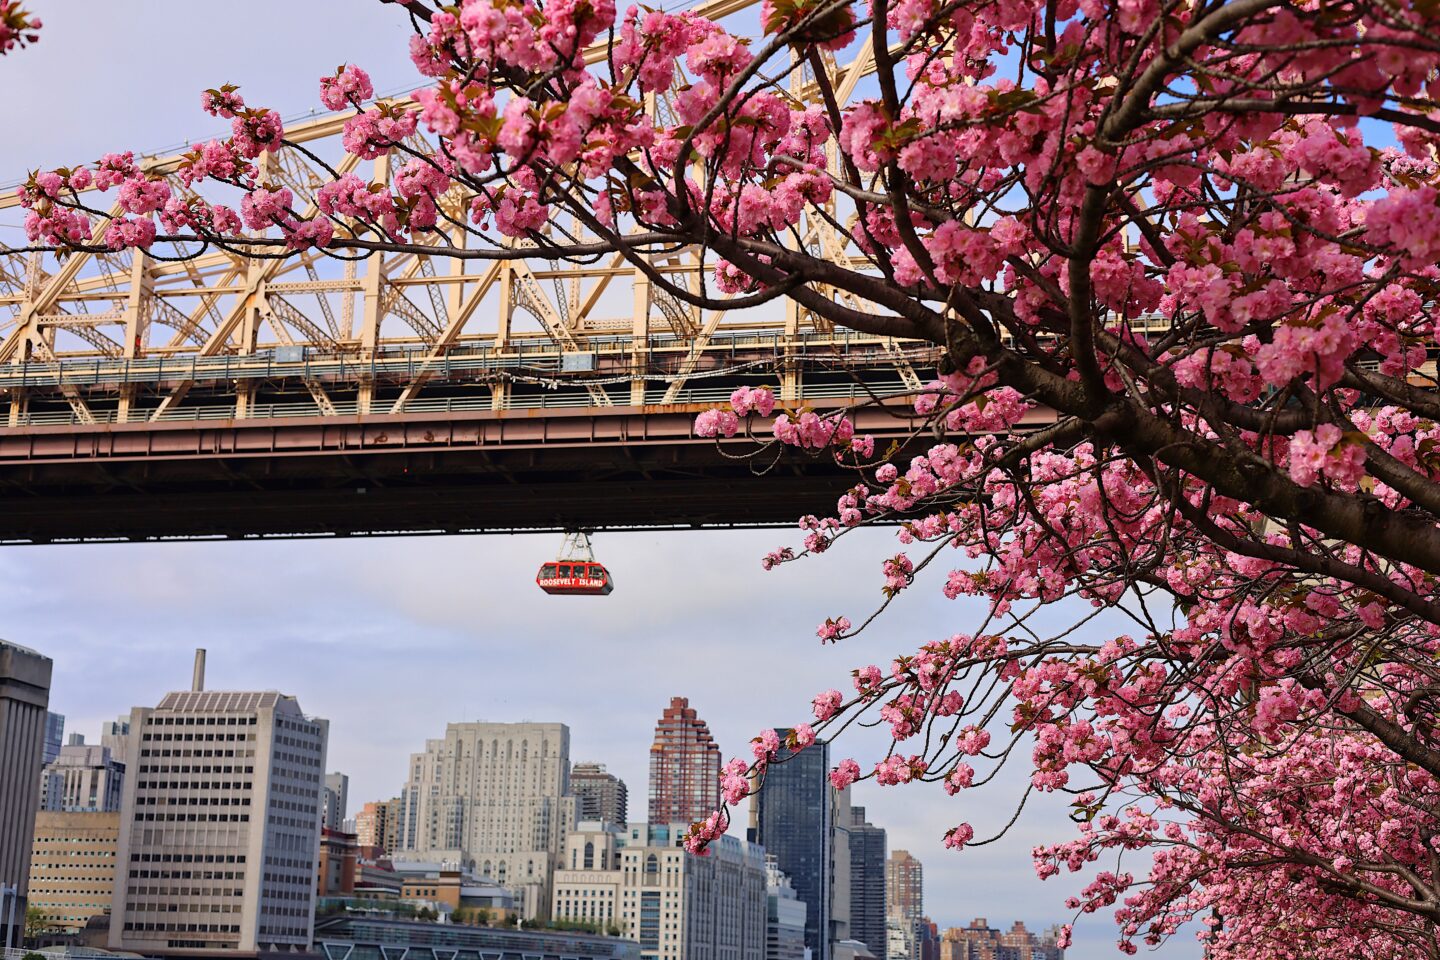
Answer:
9, 379, 920, 427
0, 329, 930, 391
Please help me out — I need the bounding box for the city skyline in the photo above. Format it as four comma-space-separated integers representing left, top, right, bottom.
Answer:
8, 533, 1126, 956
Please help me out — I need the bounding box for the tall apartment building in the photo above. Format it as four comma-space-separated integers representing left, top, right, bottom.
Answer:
648, 698, 722, 826
749, 732, 834, 960
40, 739, 125, 812
886, 851, 922, 921
884, 851, 923, 960
0, 640, 53, 948
847, 808, 887, 960
110, 656, 329, 957
323, 772, 349, 829
27, 811, 121, 933
355, 797, 402, 853
573, 762, 629, 827
397, 722, 573, 919
44, 710, 65, 764
765, 858, 807, 960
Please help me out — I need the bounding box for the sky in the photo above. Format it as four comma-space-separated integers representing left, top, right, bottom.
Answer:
0, 5, 1199, 959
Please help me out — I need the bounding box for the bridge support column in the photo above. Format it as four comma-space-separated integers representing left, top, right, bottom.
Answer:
631, 258, 650, 406
118, 252, 151, 423
492, 260, 514, 412
357, 154, 390, 416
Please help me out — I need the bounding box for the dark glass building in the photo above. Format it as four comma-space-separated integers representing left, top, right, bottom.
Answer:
848, 807, 888, 960
749, 731, 831, 960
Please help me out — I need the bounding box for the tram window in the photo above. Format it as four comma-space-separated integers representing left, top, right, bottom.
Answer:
542, 564, 558, 578
558, 564, 571, 577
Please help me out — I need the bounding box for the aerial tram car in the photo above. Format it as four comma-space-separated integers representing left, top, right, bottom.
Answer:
536, 531, 614, 596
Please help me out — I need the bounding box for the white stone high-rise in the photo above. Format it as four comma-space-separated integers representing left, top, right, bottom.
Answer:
397, 721, 573, 919
109, 654, 328, 958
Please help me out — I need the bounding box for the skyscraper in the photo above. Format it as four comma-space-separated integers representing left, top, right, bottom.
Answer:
109, 658, 329, 957
0, 640, 53, 948
848, 808, 887, 960
749, 732, 832, 960
397, 721, 573, 918
323, 772, 349, 828
44, 711, 65, 764
572, 761, 628, 827
648, 697, 722, 826
355, 797, 402, 853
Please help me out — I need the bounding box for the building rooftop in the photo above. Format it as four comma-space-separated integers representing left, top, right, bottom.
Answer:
0, 638, 48, 659
154, 690, 307, 716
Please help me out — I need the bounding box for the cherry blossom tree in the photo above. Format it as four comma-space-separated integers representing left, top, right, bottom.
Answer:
0, 1, 40, 54
9, 0, 1440, 954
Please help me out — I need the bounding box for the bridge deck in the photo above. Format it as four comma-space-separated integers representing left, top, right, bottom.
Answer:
0, 401, 941, 543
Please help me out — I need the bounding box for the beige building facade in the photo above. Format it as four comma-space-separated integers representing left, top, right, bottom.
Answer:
28, 811, 121, 933
109, 687, 329, 957
553, 823, 767, 960
397, 721, 573, 919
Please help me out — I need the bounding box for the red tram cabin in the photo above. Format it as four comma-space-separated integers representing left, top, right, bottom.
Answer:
536, 560, 614, 595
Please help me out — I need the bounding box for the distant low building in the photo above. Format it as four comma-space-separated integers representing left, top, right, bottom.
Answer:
941, 919, 1063, 960
27, 811, 121, 934
313, 914, 639, 960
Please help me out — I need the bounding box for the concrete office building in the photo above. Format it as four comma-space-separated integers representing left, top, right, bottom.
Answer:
27, 811, 121, 934
847, 808, 887, 960
109, 650, 330, 957
648, 698, 722, 826
323, 772, 349, 829
40, 740, 125, 813
573, 762, 629, 828
397, 721, 573, 919
0, 640, 54, 948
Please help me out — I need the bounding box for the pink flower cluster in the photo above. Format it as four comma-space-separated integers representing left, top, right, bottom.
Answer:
1288, 424, 1367, 490
319, 64, 374, 111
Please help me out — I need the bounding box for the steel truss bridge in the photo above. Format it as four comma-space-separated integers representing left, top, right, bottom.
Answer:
0, 0, 952, 543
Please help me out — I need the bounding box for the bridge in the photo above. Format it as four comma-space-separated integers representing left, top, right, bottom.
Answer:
0, 1, 947, 543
